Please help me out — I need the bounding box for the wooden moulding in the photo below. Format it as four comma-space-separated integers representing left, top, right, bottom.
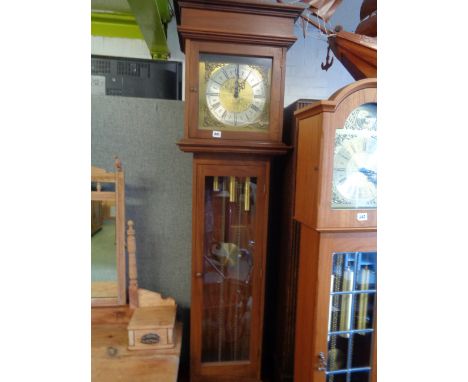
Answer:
294, 78, 377, 119
176, 0, 303, 50
177, 138, 291, 156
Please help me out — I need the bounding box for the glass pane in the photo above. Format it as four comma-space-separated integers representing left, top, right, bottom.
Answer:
327, 334, 350, 371
331, 103, 377, 210
327, 252, 376, 378
92, 181, 115, 192
358, 252, 377, 290
354, 293, 375, 331
198, 53, 272, 132
201, 176, 257, 363
326, 373, 347, 382
351, 331, 373, 368
91, 200, 118, 298
329, 254, 358, 336
327, 370, 370, 382
350, 371, 370, 382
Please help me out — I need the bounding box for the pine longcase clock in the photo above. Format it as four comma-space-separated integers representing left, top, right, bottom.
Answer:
293, 79, 377, 382
175, 1, 303, 381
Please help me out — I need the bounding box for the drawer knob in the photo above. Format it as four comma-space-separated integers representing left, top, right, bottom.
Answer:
141, 333, 160, 345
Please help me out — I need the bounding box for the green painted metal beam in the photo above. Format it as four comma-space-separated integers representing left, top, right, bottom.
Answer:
156, 0, 172, 23
91, 11, 144, 39
127, 0, 172, 60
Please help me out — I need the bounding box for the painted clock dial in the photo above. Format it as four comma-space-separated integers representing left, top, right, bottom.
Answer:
331, 103, 377, 209
198, 53, 272, 132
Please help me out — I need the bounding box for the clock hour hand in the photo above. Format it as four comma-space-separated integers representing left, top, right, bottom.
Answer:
234, 64, 240, 98
358, 168, 377, 186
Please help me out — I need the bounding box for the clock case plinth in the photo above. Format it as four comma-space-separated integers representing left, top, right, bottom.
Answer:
175, 0, 303, 154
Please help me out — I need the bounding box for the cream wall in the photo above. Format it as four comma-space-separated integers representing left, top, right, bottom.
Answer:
91, 36, 152, 59
91, 13, 186, 98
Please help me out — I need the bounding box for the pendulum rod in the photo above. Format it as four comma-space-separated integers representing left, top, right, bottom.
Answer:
233, 178, 242, 359
218, 177, 228, 361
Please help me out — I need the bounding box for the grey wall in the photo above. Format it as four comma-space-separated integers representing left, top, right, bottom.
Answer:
91, 96, 192, 309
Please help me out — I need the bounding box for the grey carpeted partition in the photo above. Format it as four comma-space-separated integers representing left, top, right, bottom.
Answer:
91, 95, 192, 309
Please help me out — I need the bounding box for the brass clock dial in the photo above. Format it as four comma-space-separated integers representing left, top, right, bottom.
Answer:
331, 103, 377, 209
199, 54, 272, 132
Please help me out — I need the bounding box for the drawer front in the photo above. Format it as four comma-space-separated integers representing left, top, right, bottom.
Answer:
128, 328, 175, 350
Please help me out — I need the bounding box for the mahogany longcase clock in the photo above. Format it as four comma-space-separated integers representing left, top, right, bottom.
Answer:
293, 79, 377, 382
175, 1, 303, 381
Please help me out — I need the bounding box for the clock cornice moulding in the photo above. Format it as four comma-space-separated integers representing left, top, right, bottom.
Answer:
176, 0, 305, 19
294, 78, 377, 119
177, 26, 298, 48
175, 0, 303, 52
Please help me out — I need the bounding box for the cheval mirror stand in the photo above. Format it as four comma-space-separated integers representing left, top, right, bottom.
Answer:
91, 158, 182, 382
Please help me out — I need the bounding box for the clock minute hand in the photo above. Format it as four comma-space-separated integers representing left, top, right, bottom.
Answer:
358, 168, 377, 186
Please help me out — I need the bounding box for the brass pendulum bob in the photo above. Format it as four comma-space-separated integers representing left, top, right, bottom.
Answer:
244, 177, 250, 212
229, 176, 236, 203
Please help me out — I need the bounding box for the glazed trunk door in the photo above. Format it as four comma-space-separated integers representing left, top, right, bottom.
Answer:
192, 162, 268, 379
313, 232, 377, 382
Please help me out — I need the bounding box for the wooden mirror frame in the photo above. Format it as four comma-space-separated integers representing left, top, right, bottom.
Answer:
91, 158, 126, 306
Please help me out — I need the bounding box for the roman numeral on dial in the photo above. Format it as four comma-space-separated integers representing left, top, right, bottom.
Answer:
251, 104, 261, 112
